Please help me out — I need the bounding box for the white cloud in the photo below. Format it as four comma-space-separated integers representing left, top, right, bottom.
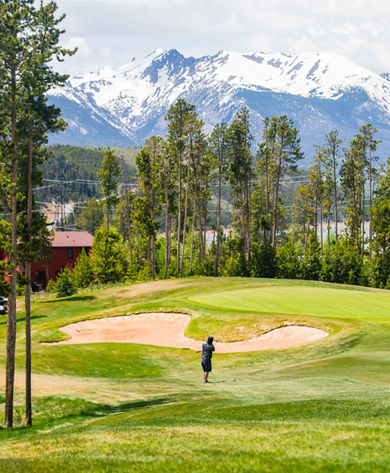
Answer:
64, 37, 92, 57
55, 0, 390, 75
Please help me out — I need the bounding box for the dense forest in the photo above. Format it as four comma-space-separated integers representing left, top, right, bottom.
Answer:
44, 99, 390, 294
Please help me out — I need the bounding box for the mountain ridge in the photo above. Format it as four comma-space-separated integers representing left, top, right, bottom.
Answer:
48, 48, 390, 162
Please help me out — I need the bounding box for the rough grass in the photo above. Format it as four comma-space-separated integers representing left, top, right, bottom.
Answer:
0, 277, 390, 472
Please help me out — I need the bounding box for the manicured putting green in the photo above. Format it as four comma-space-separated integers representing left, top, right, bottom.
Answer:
190, 285, 390, 320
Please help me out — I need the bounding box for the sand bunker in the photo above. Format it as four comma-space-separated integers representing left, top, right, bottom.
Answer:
49, 313, 328, 353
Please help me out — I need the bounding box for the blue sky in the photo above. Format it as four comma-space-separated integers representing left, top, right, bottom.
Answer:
55, 0, 390, 75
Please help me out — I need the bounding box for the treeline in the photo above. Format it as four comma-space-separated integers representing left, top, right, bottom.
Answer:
65, 99, 390, 292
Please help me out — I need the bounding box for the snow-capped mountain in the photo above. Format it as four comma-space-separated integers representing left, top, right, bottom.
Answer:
48, 49, 390, 161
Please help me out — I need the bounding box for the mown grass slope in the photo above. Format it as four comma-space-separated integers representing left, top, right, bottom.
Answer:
0, 277, 389, 472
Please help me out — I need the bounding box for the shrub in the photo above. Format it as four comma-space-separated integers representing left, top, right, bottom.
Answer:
249, 241, 276, 278
56, 268, 76, 298
277, 241, 302, 279
46, 279, 56, 294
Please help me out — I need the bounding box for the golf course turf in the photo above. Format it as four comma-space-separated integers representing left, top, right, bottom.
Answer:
1, 277, 390, 472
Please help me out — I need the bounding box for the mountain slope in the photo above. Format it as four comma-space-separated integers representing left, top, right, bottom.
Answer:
48, 49, 390, 161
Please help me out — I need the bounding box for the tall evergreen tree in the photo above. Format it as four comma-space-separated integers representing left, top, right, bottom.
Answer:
0, 0, 73, 428
166, 99, 196, 274
227, 107, 253, 263
260, 116, 303, 248
98, 149, 120, 229
360, 124, 380, 259
158, 140, 176, 278
209, 122, 228, 276
371, 158, 390, 287
325, 130, 342, 242
135, 137, 163, 279
254, 125, 276, 244
77, 198, 104, 235
340, 134, 366, 257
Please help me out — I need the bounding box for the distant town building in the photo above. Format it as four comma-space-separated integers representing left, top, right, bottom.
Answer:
0, 231, 94, 289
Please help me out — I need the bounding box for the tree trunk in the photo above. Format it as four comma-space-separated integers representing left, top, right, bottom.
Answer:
176, 151, 182, 274
151, 233, 155, 280
369, 147, 373, 260
320, 205, 323, 255
215, 160, 222, 276
5, 75, 18, 428
246, 180, 251, 261
333, 151, 338, 243
314, 196, 318, 243
25, 119, 34, 427
164, 195, 171, 279
272, 154, 282, 249
125, 190, 133, 267
189, 204, 195, 274
361, 182, 365, 257
106, 206, 110, 230
241, 189, 246, 260
194, 190, 204, 263
180, 165, 190, 277
264, 156, 270, 243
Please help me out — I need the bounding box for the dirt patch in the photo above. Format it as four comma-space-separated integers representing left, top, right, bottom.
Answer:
47, 313, 328, 353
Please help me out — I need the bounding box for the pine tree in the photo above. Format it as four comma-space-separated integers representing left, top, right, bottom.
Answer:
209, 122, 228, 276
360, 124, 380, 259
98, 150, 121, 229
325, 130, 343, 243
73, 248, 94, 288
90, 227, 128, 284
0, 0, 74, 428
260, 116, 303, 248
157, 140, 176, 278
166, 99, 196, 274
340, 134, 366, 257
135, 137, 163, 279
77, 198, 104, 235
227, 107, 253, 264
371, 159, 390, 287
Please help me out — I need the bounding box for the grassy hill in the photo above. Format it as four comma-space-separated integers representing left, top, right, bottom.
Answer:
1, 277, 390, 472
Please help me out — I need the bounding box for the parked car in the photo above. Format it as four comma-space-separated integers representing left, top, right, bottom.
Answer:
0, 297, 7, 315
31, 282, 42, 292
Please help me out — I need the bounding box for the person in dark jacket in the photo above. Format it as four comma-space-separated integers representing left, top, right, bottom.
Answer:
201, 336, 215, 383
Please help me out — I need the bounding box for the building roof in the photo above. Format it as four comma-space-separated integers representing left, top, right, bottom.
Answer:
52, 231, 94, 248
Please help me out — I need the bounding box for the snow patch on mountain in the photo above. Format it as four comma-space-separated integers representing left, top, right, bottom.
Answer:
48, 49, 390, 160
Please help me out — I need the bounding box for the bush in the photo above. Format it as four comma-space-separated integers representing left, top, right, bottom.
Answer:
277, 242, 302, 279
56, 268, 76, 298
301, 235, 321, 281
46, 279, 56, 294
136, 264, 152, 281
249, 241, 276, 278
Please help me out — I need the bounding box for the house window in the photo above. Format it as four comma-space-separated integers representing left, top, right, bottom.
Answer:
67, 248, 73, 259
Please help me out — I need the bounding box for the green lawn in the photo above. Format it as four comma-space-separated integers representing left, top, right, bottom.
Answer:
1, 277, 390, 472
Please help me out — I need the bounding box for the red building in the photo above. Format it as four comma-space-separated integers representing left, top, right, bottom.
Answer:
0, 231, 94, 289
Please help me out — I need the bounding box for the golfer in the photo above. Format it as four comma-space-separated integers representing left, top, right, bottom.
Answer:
201, 336, 215, 383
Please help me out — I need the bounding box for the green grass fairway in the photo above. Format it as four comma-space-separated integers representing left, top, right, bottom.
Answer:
1, 277, 390, 472
190, 285, 390, 320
